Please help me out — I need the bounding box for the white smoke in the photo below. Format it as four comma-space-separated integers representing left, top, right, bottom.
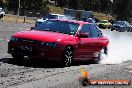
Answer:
100, 31, 132, 64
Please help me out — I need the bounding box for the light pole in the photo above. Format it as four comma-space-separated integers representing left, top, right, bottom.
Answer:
17, 0, 20, 22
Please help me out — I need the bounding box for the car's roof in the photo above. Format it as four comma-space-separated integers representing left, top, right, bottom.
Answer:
117, 21, 127, 22
50, 19, 90, 24
115, 21, 127, 23
101, 20, 109, 21
48, 13, 66, 16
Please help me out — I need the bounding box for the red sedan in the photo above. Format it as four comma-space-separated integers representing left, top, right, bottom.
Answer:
8, 19, 109, 67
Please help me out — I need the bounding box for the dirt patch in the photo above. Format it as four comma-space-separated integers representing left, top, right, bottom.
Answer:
94, 12, 114, 20
1, 15, 36, 24
47, 5, 64, 14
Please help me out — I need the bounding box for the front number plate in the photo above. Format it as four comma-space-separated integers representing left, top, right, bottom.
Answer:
19, 46, 32, 52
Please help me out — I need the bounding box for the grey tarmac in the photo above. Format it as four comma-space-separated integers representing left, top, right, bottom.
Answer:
0, 20, 132, 88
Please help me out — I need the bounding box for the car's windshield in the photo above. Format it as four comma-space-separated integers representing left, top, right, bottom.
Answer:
101, 20, 108, 23
43, 14, 57, 20
114, 21, 125, 25
0, 8, 2, 12
66, 16, 74, 20
58, 16, 67, 19
34, 20, 79, 35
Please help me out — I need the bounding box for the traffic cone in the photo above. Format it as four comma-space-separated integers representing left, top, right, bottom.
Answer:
81, 67, 85, 77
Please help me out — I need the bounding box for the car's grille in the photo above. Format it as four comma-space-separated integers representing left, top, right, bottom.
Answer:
18, 38, 41, 45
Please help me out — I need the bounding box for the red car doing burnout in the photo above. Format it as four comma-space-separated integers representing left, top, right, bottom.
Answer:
8, 19, 109, 67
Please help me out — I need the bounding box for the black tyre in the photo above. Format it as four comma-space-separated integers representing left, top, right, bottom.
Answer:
11, 54, 24, 62
91, 52, 101, 64
108, 26, 111, 29
130, 28, 132, 32
127, 28, 131, 32
62, 46, 74, 67
118, 30, 122, 32
0, 14, 3, 19
99, 24, 102, 28
104, 47, 108, 55
92, 47, 108, 64
95, 52, 101, 64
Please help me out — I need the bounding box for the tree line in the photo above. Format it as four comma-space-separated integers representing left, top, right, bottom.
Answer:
0, 0, 131, 20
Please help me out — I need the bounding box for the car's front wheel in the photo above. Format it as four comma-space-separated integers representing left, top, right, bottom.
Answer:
11, 54, 24, 62
108, 26, 111, 29
99, 24, 102, 28
0, 14, 3, 19
62, 46, 74, 67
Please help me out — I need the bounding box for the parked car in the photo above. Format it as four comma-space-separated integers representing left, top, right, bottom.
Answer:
111, 21, 132, 32
81, 17, 96, 24
35, 13, 74, 27
0, 7, 5, 18
8, 19, 109, 67
97, 20, 112, 29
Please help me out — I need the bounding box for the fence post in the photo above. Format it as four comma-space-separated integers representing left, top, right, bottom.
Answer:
23, 17, 25, 23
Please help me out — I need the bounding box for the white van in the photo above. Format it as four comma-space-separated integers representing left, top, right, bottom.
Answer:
0, 7, 5, 18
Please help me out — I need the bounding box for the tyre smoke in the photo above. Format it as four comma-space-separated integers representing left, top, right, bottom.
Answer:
100, 31, 132, 64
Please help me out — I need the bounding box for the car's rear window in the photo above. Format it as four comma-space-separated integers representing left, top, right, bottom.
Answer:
34, 20, 79, 35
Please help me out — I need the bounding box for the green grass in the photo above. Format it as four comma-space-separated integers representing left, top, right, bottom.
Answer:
47, 5, 64, 14
48, 5, 114, 20
94, 12, 114, 20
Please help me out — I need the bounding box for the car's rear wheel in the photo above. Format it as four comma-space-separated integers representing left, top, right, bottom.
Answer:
127, 28, 131, 32
62, 46, 74, 67
118, 30, 122, 32
93, 52, 101, 64
92, 47, 108, 64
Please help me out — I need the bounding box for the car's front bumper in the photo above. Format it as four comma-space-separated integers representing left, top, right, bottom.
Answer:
8, 41, 64, 61
112, 26, 127, 31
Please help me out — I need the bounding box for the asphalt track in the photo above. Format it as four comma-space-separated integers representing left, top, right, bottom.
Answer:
0, 20, 132, 88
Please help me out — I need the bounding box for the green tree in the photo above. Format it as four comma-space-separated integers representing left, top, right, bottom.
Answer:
113, 0, 128, 20
6, 0, 49, 16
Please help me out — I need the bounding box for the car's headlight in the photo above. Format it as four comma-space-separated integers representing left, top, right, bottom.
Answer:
9, 37, 18, 42
41, 42, 59, 48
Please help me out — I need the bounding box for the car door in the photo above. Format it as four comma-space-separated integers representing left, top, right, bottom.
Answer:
89, 24, 104, 53
75, 24, 105, 60
75, 24, 95, 60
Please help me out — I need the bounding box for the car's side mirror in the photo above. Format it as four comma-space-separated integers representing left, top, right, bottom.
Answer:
31, 27, 35, 30
78, 32, 88, 38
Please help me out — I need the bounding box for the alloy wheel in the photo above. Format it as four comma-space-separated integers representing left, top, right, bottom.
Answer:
63, 46, 73, 67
